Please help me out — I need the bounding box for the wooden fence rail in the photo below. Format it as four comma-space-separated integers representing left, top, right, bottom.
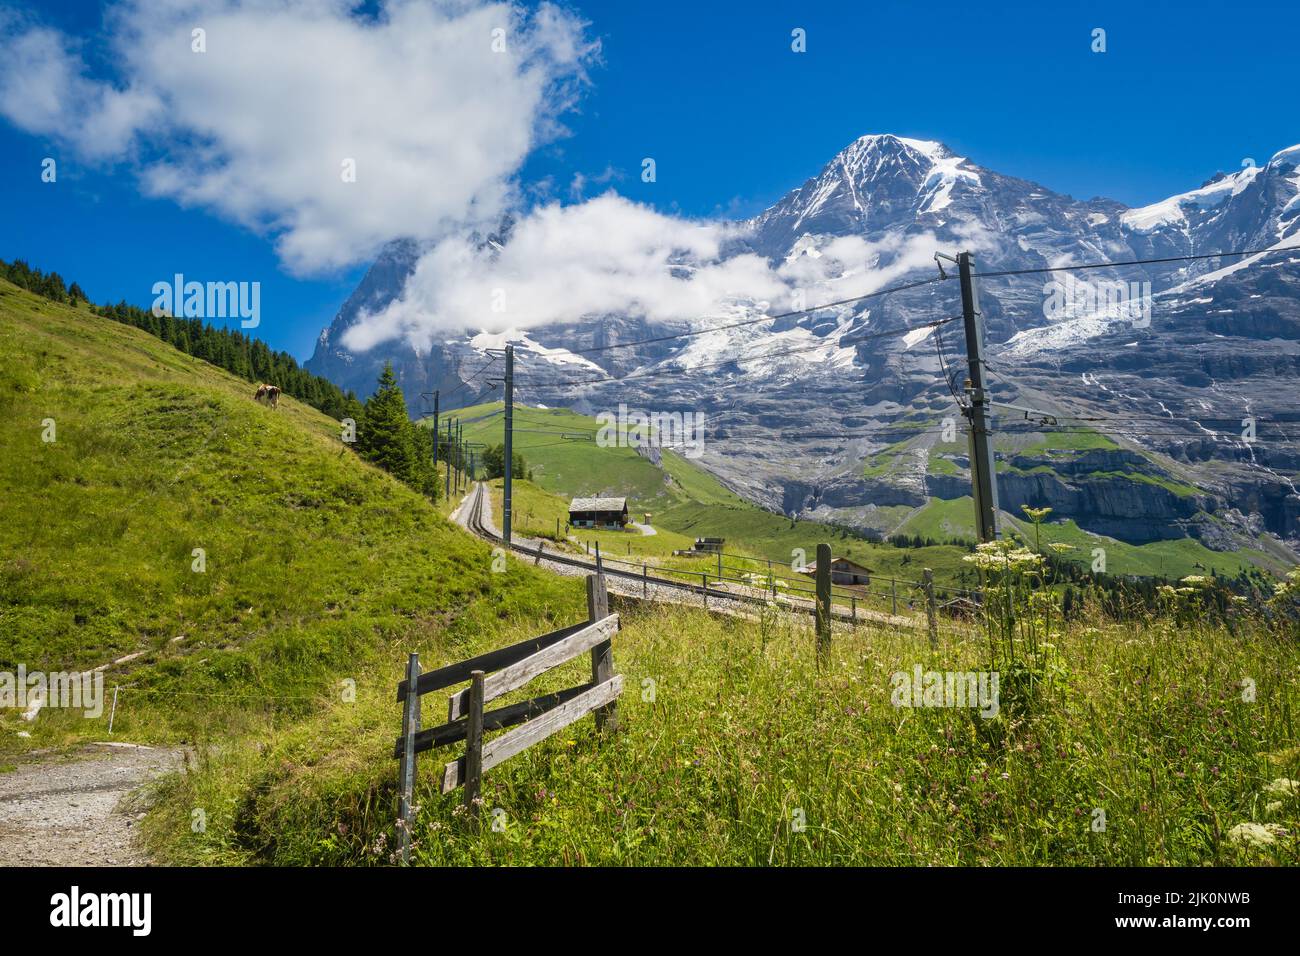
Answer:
392, 573, 622, 863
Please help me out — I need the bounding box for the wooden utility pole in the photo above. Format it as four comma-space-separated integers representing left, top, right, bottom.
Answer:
503, 344, 514, 546
958, 251, 1000, 542
815, 542, 832, 660
586, 574, 617, 732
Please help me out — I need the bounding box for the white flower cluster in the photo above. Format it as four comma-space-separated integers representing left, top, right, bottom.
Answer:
961, 539, 1044, 572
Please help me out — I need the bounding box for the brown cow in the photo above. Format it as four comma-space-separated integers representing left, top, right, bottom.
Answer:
254, 383, 281, 408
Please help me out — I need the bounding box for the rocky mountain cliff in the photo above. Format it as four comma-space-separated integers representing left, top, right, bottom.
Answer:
305, 135, 1300, 561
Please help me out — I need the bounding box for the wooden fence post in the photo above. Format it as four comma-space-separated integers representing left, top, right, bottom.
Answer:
815, 543, 832, 661
586, 574, 617, 733
595, 541, 602, 573
851, 595, 856, 623
702, 573, 708, 607
891, 578, 898, 616
923, 568, 938, 650
398, 652, 421, 864
643, 563, 648, 598
535, 540, 545, 564
464, 670, 485, 813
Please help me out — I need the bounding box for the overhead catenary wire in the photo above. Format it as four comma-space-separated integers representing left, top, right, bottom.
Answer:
437, 353, 499, 402
526, 274, 955, 358
517, 316, 964, 389
970, 242, 1300, 279
496, 241, 1300, 380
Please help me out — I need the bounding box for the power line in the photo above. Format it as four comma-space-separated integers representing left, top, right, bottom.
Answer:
971, 242, 1300, 279
520, 274, 953, 359
503, 243, 1299, 391
932, 321, 965, 406
518, 316, 963, 389
437, 354, 499, 403
453, 381, 501, 411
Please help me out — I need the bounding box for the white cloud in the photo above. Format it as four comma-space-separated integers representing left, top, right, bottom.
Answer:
0, 1, 959, 353
342, 193, 947, 352
0, 0, 596, 273
0, 14, 160, 157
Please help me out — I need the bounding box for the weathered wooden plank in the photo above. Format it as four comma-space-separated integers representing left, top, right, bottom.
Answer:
397, 653, 421, 865
815, 542, 832, 660
441, 675, 624, 793
394, 682, 596, 757
464, 671, 485, 811
445, 614, 619, 720
396, 619, 588, 701
587, 574, 617, 733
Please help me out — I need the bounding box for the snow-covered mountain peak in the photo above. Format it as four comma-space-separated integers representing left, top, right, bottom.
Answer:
1268, 143, 1300, 169
1121, 164, 1261, 233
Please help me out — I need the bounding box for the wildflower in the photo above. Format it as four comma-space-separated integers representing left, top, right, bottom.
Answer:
1021, 506, 1053, 522
962, 539, 1044, 572
1271, 568, 1300, 600
1180, 575, 1212, 587
1263, 778, 1299, 798
1227, 822, 1286, 847
1047, 542, 1075, 554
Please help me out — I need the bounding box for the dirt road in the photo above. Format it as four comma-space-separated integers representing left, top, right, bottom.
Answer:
0, 743, 184, 866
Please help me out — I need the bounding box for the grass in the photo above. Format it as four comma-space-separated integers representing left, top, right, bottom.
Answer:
1003, 515, 1268, 580
487, 478, 698, 557
446, 403, 681, 511
900, 497, 1279, 580
0, 280, 577, 754
143, 597, 1300, 866
863, 440, 912, 478
899, 496, 981, 542
1012, 429, 1119, 455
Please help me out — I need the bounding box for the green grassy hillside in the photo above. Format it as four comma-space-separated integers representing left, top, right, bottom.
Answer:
0, 280, 583, 750
436, 402, 977, 588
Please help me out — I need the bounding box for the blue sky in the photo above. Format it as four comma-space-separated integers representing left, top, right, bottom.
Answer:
1, 0, 1296, 361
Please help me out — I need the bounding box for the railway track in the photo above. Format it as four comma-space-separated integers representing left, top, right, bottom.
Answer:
461, 482, 913, 628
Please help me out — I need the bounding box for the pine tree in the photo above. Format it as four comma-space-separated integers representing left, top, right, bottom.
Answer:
480, 443, 525, 480
358, 362, 419, 484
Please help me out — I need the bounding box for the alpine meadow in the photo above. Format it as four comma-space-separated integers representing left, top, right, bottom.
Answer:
1, 0, 1298, 936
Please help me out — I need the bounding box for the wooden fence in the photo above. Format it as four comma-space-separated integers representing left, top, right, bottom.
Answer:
392, 573, 622, 863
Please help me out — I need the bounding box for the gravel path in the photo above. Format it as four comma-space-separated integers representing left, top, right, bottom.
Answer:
0, 743, 185, 866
